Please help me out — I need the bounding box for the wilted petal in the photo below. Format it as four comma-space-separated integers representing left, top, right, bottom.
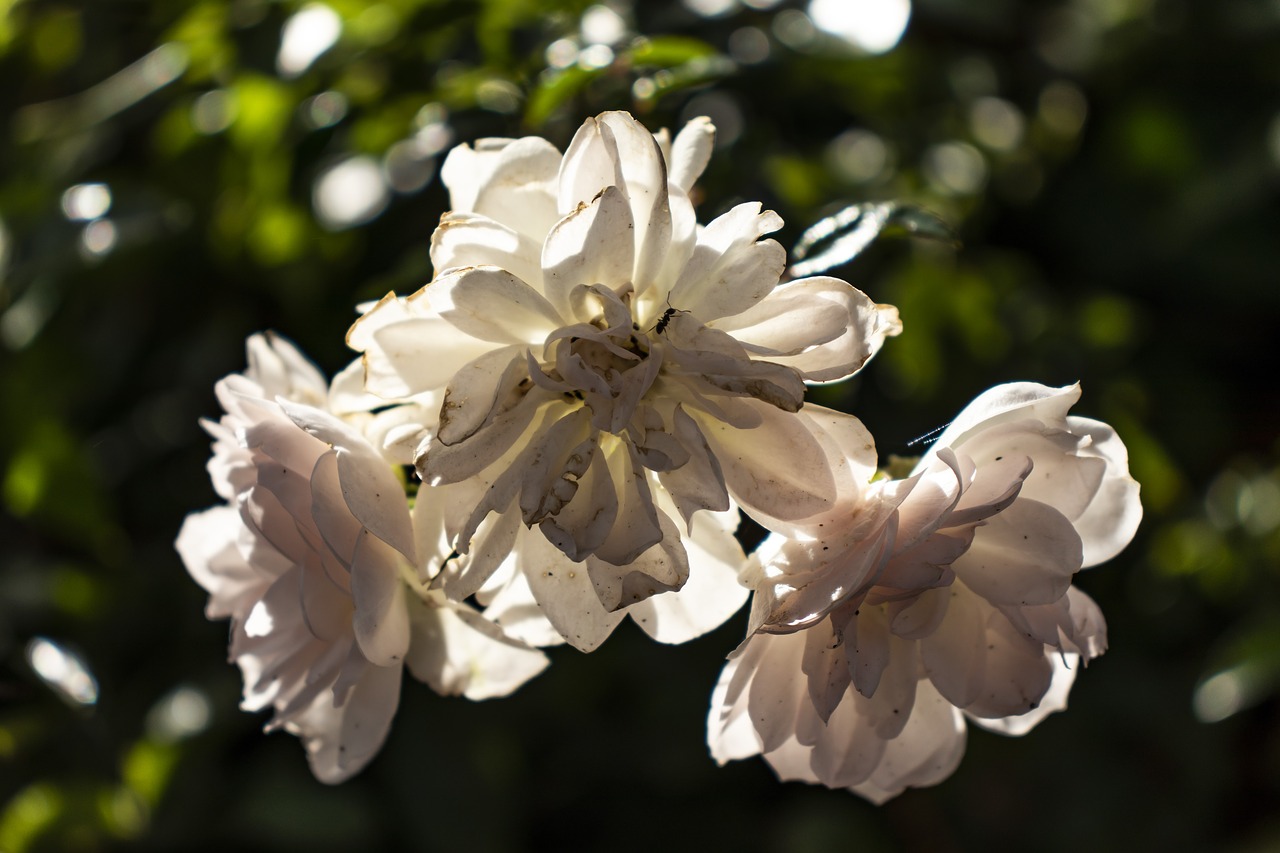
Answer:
436, 347, 527, 447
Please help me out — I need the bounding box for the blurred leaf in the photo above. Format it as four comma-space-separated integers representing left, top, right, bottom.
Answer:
789, 202, 957, 278
525, 65, 601, 128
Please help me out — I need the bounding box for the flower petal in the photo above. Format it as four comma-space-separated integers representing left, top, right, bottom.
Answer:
519, 527, 626, 652
668, 202, 785, 323
431, 212, 545, 293
404, 595, 549, 700
541, 184, 636, 317
956, 497, 1082, 607
293, 661, 401, 784
428, 266, 566, 345
349, 530, 411, 666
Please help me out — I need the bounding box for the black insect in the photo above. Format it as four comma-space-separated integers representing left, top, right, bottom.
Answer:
652, 295, 681, 335
654, 306, 678, 335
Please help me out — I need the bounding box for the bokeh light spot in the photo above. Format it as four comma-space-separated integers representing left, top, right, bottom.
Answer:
809, 0, 911, 54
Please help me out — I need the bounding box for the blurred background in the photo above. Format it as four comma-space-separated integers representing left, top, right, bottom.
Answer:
2, 0, 1279, 849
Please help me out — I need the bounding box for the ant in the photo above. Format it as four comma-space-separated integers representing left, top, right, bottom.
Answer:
651, 295, 682, 335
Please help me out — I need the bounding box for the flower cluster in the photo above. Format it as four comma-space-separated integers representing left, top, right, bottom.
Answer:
178, 111, 1140, 798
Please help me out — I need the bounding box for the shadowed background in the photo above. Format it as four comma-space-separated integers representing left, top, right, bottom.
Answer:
2, 0, 1279, 850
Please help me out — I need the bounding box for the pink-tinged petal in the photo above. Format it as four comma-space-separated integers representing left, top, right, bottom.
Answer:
587, 505, 688, 611
968, 652, 1079, 736
668, 115, 715, 192
436, 346, 527, 447
860, 632, 920, 739
428, 267, 566, 345
655, 406, 731, 529
627, 505, 748, 643
960, 605, 1055, 718
887, 585, 950, 639
293, 661, 402, 784
800, 617, 852, 723
349, 530, 410, 666
298, 561, 354, 643
541, 184, 636, 316
919, 382, 1082, 465
799, 693, 884, 788
431, 212, 545, 290
307, 451, 362, 568
962, 422, 1105, 522
707, 645, 767, 763
956, 497, 1082, 607
945, 452, 1032, 527
470, 137, 563, 242
243, 414, 327, 482
1062, 586, 1108, 659
176, 506, 268, 619
746, 629, 810, 753
696, 399, 838, 528
404, 595, 549, 700
519, 527, 625, 652
668, 202, 785, 323
848, 678, 967, 804
846, 605, 891, 699
474, 560, 566, 649
920, 583, 986, 707
1066, 416, 1143, 567
282, 400, 417, 563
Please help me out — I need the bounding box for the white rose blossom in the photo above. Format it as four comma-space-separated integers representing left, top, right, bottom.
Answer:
344, 111, 901, 648
707, 382, 1141, 802
176, 334, 548, 783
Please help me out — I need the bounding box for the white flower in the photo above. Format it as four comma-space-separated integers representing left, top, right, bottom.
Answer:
346, 111, 900, 630
176, 334, 548, 782
708, 382, 1141, 802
